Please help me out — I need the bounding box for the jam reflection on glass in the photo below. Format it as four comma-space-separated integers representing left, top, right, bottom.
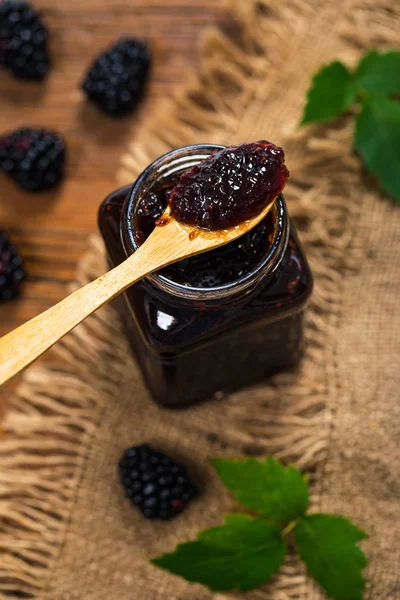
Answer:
98, 145, 313, 407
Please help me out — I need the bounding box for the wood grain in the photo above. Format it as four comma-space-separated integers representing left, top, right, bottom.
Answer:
0, 0, 223, 340
0, 0, 223, 414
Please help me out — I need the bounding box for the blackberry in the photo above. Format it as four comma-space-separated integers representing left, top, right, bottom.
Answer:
0, 127, 65, 191
82, 38, 151, 116
0, 0, 50, 80
119, 444, 198, 520
0, 231, 25, 301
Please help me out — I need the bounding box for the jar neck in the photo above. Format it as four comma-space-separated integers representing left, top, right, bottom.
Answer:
120, 144, 289, 309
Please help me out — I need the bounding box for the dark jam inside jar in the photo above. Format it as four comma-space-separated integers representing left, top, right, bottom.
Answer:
134, 174, 276, 288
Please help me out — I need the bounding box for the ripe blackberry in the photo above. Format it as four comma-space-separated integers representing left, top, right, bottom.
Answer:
0, 231, 25, 301
0, 127, 65, 192
0, 0, 50, 80
119, 444, 198, 520
82, 38, 151, 116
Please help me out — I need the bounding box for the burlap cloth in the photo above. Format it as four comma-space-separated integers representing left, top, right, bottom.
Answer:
1, 0, 399, 598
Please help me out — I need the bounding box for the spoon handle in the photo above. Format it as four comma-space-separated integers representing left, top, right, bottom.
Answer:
0, 198, 277, 387
0, 240, 159, 386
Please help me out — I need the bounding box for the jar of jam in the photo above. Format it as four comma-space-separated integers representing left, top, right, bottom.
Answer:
98, 144, 313, 407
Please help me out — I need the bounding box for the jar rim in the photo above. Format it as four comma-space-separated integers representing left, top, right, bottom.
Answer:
121, 144, 289, 302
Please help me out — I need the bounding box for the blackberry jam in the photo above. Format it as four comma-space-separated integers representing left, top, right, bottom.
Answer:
169, 141, 289, 230
98, 144, 313, 407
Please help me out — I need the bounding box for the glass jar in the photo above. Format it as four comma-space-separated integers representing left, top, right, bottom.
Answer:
98, 144, 313, 407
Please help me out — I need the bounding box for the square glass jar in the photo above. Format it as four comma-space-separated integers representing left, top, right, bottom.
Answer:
99, 145, 313, 407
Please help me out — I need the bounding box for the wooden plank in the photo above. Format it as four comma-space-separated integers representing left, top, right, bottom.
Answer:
0, 0, 222, 343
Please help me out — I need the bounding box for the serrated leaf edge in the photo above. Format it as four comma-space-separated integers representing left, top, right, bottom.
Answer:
353, 98, 400, 203
294, 514, 368, 600
152, 513, 287, 592
300, 60, 355, 126
210, 456, 309, 523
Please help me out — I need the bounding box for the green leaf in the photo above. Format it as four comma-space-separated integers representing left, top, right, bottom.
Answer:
295, 514, 368, 600
152, 514, 286, 592
355, 96, 400, 203
211, 456, 309, 522
354, 50, 400, 95
301, 61, 356, 125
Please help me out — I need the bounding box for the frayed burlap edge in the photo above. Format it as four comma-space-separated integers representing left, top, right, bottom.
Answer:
0, 0, 398, 597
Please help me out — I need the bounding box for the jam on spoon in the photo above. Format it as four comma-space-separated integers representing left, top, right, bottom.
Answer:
168, 141, 289, 231
134, 141, 289, 288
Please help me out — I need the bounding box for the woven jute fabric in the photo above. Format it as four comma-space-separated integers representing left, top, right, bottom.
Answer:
1, 0, 399, 598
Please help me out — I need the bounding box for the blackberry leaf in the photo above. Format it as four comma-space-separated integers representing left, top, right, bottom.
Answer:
355, 97, 400, 203
153, 514, 286, 592
211, 456, 309, 523
295, 514, 367, 600
354, 50, 400, 96
301, 61, 357, 125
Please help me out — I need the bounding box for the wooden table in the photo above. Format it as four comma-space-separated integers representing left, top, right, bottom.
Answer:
0, 0, 222, 339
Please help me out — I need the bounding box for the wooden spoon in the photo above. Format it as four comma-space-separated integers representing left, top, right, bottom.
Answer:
0, 199, 276, 386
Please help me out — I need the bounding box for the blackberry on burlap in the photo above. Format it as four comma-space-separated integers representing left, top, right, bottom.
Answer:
119, 444, 198, 520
